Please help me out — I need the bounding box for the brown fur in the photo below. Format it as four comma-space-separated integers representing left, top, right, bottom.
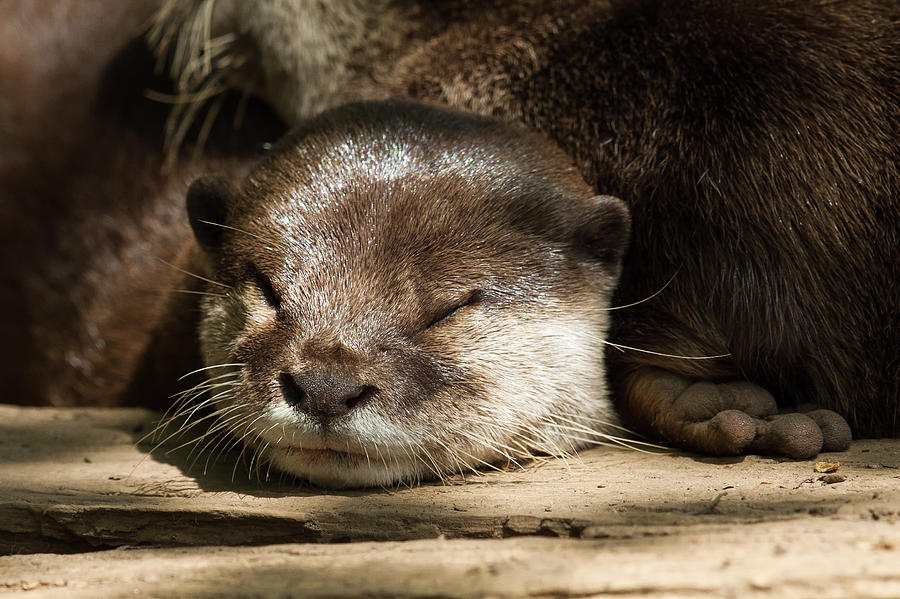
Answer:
0, 0, 285, 408
374, 0, 900, 438
153, 0, 897, 446
183, 102, 629, 486
3, 0, 897, 466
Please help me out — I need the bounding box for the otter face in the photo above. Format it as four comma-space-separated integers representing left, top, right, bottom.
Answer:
184, 102, 630, 488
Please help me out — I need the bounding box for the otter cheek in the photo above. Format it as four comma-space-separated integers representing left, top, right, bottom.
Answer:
440, 306, 617, 463
198, 296, 241, 367
199, 291, 259, 364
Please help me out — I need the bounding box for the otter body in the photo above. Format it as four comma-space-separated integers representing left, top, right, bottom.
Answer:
0, 0, 284, 408
157, 0, 898, 458
4, 0, 897, 487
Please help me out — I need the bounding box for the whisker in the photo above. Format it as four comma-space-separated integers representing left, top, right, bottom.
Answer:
249, 439, 271, 481
155, 386, 237, 435
196, 219, 268, 243
600, 338, 731, 361
570, 434, 666, 454
144, 86, 229, 105
595, 434, 670, 451
481, 408, 574, 462
154, 392, 235, 441
168, 69, 227, 159
413, 441, 447, 483
160, 401, 241, 453
187, 428, 236, 473
179, 363, 245, 381
474, 417, 564, 459
139, 384, 234, 446
452, 426, 529, 469
171, 372, 239, 401
192, 89, 226, 162
231, 443, 250, 483
575, 414, 644, 437
452, 447, 506, 473
182, 404, 247, 446
142, 404, 226, 458
430, 435, 474, 479
170, 383, 236, 419
168, 288, 227, 298
156, 257, 231, 289
604, 268, 680, 311
199, 412, 256, 468
404, 440, 444, 484
541, 420, 668, 451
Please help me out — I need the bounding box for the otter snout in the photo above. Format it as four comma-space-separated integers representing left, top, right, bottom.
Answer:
278, 371, 376, 423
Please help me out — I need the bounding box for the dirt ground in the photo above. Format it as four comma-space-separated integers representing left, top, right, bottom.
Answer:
1, 405, 898, 598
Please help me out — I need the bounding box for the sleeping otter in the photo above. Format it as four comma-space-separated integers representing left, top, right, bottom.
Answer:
184, 102, 630, 487
3, 0, 897, 487
153, 0, 897, 463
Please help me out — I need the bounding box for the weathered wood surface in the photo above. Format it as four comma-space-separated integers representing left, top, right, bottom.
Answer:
1, 405, 898, 598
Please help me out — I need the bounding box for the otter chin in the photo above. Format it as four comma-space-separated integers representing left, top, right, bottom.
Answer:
183, 101, 630, 488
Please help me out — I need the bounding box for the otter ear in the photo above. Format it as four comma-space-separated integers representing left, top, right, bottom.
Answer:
573, 195, 631, 265
186, 176, 236, 250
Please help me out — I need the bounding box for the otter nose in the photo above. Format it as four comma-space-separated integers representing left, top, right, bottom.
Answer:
278, 371, 375, 421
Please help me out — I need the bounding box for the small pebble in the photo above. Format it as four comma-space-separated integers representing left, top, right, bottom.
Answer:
814, 461, 841, 473
818, 474, 846, 484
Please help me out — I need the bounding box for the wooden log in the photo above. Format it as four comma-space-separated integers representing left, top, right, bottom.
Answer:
1, 405, 898, 597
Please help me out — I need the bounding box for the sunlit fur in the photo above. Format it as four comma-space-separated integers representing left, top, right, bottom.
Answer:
174, 102, 634, 488
150, 0, 900, 449
193, 286, 623, 488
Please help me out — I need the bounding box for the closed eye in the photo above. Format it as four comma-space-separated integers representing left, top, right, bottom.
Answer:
427, 290, 483, 329
247, 263, 281, 311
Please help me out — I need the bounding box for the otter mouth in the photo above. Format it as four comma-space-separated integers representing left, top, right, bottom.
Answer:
266, 441, 418, 488
279, 444, 367, 466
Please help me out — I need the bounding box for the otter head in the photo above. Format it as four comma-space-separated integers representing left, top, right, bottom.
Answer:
185, 101, 630, 488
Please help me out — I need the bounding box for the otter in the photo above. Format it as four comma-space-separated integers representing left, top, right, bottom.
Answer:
152, 0, 897, 461
3, 0, 897, 488
183, 102, 630, 488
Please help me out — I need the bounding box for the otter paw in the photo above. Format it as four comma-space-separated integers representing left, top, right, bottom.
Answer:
625, 370, 853, 459
670, 381, 778, 455
748, 407, 852, 457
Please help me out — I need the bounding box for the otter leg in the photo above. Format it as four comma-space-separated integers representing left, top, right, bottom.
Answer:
619, 367, 850, 458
